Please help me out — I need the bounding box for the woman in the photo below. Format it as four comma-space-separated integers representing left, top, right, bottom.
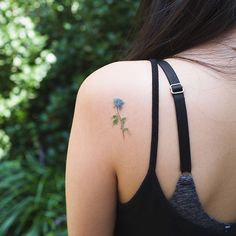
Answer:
65, 1, 236, 235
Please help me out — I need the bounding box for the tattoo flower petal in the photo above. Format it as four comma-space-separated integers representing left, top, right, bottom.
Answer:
113, 98, 124, 110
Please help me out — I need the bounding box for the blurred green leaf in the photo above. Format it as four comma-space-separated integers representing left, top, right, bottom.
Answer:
0, 0, 138, 235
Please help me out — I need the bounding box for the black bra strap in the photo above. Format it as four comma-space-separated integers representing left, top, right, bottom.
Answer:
148, 59, 159, 173
157, 60, 192, 173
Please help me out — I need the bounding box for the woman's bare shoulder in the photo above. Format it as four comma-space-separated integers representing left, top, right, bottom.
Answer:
81, 60, 150, 87
77, 60, 152, 159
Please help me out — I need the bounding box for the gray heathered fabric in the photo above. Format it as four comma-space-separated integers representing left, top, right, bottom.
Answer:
169, 173, 236, 233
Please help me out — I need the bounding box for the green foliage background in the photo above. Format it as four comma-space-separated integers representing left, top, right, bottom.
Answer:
0, 1, 138, 235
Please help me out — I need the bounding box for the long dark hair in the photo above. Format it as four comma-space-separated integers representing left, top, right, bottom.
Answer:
122, 0, 236, 73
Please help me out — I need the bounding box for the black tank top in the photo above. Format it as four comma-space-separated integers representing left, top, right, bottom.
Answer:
114, 59, 236, 236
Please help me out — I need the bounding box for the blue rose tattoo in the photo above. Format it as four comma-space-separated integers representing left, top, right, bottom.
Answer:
113, 98, 124, 110
112, 98, 130, 138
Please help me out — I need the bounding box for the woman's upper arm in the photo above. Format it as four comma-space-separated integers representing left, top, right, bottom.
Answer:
65, 67, 119, 236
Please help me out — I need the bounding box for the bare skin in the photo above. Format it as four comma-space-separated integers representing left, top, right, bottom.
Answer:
66, 28, 236, 235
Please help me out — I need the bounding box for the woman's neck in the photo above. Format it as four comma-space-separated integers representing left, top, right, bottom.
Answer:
174, 28, 236, 81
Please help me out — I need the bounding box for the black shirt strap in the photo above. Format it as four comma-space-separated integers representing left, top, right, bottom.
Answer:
148, 59, 159, 173
157, 60, 192, 173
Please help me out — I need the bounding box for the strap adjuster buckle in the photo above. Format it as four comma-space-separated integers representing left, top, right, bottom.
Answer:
170, 83, 184, 95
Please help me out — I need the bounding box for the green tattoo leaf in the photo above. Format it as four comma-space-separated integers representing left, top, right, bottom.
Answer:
113, 120, 119, 125
123, 128, 129, 133
112, 115, 119, 125
121, 117, 126, 124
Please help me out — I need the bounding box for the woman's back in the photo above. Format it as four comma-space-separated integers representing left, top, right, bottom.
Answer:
114, 57, 236, 228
